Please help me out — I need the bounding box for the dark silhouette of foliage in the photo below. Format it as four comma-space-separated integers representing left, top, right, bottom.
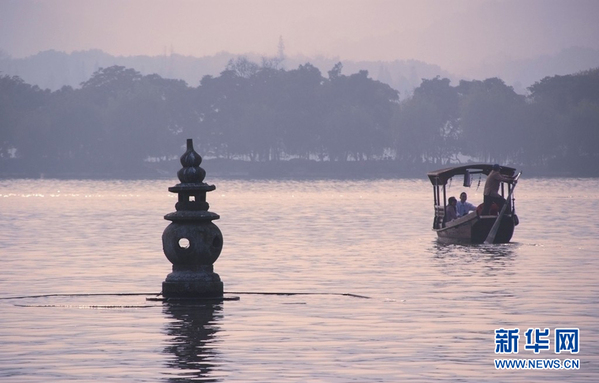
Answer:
1, 63, 598, 177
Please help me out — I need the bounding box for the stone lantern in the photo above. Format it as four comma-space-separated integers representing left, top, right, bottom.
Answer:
161, 139, 224, 299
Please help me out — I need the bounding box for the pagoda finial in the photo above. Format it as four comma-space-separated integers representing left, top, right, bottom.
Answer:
177, 139, 206, 184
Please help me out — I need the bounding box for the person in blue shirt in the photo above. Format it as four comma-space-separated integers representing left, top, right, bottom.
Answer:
456, 192, 476, 217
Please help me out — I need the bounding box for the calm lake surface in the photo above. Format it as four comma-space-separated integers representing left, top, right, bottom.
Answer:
1, 177, 598, 382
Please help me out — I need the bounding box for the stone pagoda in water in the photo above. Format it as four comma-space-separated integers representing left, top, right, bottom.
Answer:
161, 139, 224, 299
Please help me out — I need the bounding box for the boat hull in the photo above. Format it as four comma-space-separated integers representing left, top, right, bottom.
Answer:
435, 212, 515, 244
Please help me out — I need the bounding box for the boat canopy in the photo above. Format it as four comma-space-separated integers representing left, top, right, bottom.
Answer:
427, 164, 517, 186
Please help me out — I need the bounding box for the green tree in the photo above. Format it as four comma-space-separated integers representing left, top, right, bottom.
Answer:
322, 66, 398, 161
279, 63, 326, 160
527, 68, 599, 170
194, 71, 248, 158
393, 77, 458, 165
0, 75, 48, 160
458, 78, 526, 164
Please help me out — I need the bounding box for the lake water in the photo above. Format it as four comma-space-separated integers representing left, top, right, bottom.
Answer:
0, 177, 598, 382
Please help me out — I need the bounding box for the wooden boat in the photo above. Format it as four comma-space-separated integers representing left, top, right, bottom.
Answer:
427, 164, 520, 244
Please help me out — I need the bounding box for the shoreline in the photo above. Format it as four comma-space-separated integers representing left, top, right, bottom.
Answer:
1, 158, 597, 180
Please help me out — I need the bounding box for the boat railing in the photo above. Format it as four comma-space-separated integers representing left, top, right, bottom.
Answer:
434, 205, 445, 229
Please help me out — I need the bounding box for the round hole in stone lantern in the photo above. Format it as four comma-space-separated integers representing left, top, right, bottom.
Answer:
162, 221, 223, 265
178, 238, 190, 249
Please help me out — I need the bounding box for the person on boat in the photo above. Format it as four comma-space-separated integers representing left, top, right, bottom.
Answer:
445, 196, 458, 223
482, 164, 517, 215
456, 192, 476, 217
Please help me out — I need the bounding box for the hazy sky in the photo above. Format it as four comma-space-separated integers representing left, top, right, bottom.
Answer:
1, 0, 598, 73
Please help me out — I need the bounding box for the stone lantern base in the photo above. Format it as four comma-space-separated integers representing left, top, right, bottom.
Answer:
162, 265, 224, 299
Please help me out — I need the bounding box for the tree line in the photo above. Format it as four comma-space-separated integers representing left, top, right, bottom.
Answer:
1, 59, 598, 177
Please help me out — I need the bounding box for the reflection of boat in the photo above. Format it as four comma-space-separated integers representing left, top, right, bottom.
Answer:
427, 164, 520, 244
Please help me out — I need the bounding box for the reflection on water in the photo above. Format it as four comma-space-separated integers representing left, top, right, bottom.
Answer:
431, 241, 517, 276
163, 303, 222, 382
0, 178, 598, 382
432, 241, 516, 258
